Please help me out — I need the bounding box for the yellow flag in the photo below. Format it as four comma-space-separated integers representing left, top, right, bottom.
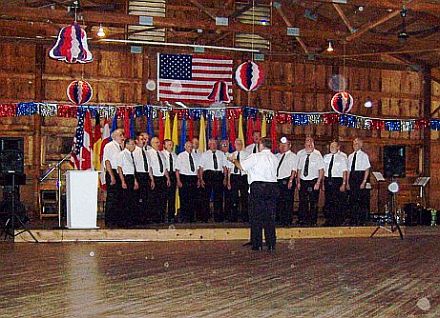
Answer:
171, 114, 179, 152
175, 188, 180, 213
238, 114, 245, 142
92, 139, 102, 171
261, 113, 267, 137
198, 115, 206, 153
164, 112, 171, 140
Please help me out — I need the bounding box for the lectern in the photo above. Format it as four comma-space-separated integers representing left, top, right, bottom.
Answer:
66, 171, 99, 229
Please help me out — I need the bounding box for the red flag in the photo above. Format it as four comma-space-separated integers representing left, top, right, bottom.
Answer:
246, 118, 254, 145
228, 117, 236, 150
123, 109, 130, 138
80, 111, 92, 170
271, 117, 277, 153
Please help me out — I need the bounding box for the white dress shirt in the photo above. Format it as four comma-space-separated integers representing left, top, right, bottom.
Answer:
245, 143, 259, 154
147, 148, 169, 177
102, 140, 122, 170
176, 151, 200, 176
132, 146, 150, 173
241, 149, 278, 184
162, 149, 177, 173
200, 150, 226, 172
117, 149, 136, 175
348, 150, 371, 171
297, 149, 325, 180
297, 148, 322, 158
229, 150, 249, 175
324, 151, 348, 178
276, 150, 298, 179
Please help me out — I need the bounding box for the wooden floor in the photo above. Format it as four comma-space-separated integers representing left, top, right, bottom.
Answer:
1, 236, 439, 317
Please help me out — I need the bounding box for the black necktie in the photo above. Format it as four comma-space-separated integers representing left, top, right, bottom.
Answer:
189, 152, 195, 172
328, 154, 334, 178
130, 152, 137, 174
304, 154, 310, 177
277, 153, 285, 178
157, 151, 164, 173
169, 153, 174, 172
213, 151, 218, 170
253, 144, 257, 153
234, 152, 240, 174
351, 152, 357, 172
119, 145, 123, 151
142, 149, 149, 172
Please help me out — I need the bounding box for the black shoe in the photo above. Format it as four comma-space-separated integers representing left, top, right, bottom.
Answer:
242, 241, 252, 247
267, 246, 276, 252
251, 246, 263, 251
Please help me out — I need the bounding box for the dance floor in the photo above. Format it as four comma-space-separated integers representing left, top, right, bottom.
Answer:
1, 235, 439, 318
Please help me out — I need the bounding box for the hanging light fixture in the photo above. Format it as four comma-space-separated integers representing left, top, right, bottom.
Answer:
97, 24, 106, 37
326, 40, 334, 52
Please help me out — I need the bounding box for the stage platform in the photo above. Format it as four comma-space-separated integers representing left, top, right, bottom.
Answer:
14, 224, 408, 243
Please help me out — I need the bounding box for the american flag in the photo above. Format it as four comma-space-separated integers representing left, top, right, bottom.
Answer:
157, 53, 233, 105
70, 109, 92, 170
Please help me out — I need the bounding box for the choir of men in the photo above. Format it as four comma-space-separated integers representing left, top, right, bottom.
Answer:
103, 133, 372, 228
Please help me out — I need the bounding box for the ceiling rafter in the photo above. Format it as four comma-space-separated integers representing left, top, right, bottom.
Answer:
332, 3, 355, 34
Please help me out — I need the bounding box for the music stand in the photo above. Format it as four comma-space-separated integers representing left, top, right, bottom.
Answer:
370, 180, 404, 240
413, 177, 430, 208
372, 172, 385, 213
0, 172, 38, 242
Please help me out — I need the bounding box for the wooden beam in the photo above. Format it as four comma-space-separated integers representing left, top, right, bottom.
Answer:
274, 4, 309, 54
346, 10, 401, 42
338, 47, 440, 58
332, 3, 355, 34
188, 0, 217, 21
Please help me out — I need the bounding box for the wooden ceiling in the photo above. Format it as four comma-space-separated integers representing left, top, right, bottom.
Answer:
0, 0, 439, 70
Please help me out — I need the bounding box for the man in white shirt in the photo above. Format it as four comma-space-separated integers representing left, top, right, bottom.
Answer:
147, 137, 171, 223
140, 132, 152, 151
102, 128, 124, 227
323, 141, 348, 226
347, 138, 371, 226
116, 138, 139, 227
176, 141, 201, 223
230, 137, 279, 251
296, 136, 325, 227
163, 139, 178, 223
199, 139, 227, 222
245, 130, 261, 154
276, 137, 298, 226
134, 133, 154, 225
227, 139, 249, 222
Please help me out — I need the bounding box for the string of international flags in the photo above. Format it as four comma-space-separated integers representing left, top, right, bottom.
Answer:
1, 101, 439, 132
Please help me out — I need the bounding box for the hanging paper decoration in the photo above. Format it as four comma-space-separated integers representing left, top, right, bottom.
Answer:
0, 104, 17, 117
17, 102, 38, 116
208, 81, 231, 103
238, 114, 245, 143
164, 112, 171, 140
49, 22, 93, 64
67, 80, 93, 105
39, 103, 58, 117
198, 115, 207, 153
331, 91, 354, 114
235, 61, 265, 92
158, 111, 164, 145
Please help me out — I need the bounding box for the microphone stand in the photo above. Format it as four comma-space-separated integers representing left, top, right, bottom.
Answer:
40, 153, 71, 228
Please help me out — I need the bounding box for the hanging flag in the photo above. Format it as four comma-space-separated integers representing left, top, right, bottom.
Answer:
261, 113, 267, 137
158, 111, 164, 147
212, 117, 218, 140
179, 117, 187, 153
271, 116, 277, 153
238, 114, 245, 144
228, 117, 236, 151
110, 114, 118, 137
198, 115, 207, 153
157, 53, 233, 104
92, 113, 102, 171
70, 110, 92, 170
164, 112, 171, 140
246, 118, 254, 145
124, 109, 130, 138
146, 110, 154, 138
188, 117, 194, 142
171, 113, 179, 153
130, 113, 135, 139
99, 119, 111, 188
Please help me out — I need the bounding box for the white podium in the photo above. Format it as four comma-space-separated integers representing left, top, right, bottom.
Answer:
66, 171, 99, 229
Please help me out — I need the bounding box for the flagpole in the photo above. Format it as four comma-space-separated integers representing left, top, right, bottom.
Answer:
40, 153, 71, 228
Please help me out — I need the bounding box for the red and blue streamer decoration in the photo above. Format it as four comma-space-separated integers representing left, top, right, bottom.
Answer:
208, 81, 231, 103
235, 61, 265, 92
331, 92, 353, 114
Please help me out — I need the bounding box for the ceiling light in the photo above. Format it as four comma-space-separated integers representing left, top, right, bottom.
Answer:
326, 40, 334, 53
357, 6, 364, 12
97, 24, 105, 37
364, 98, 373, 108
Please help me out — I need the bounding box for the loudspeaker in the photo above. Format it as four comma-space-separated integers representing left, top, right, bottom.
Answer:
0, 138, 24, 174
383, 145, 405, 178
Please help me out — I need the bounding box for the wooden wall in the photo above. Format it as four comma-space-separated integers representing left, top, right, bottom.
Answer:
0, 41, 437, 218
